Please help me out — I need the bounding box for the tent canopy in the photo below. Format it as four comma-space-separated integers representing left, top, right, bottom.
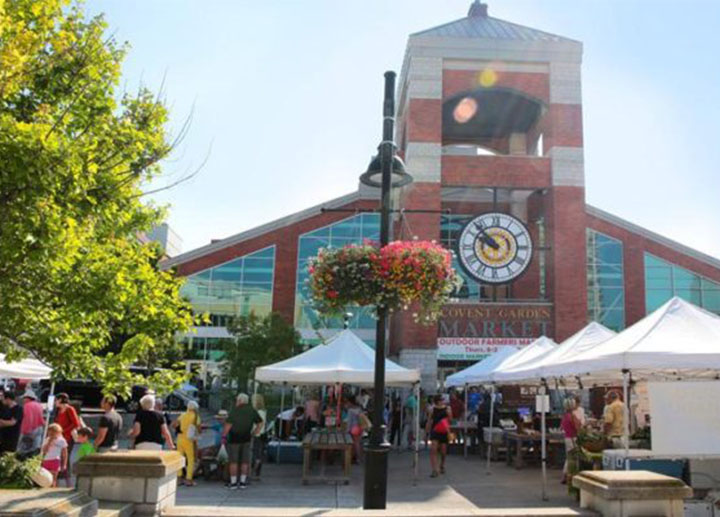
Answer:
493, 322, 616, 383
557, 297, 720, 381
0, 354, 52, 380
444, 346, 519, 387
488, 336, 557, 383
255, 329, 420, 386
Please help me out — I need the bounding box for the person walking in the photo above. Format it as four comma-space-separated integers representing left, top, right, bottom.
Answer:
426, 395, 452, 478
251, 394, 267, 479
561, 398, 581, 484
222, 393, 262, 490
17, 390, 44, 457
174, 401, 201, 486
129, 394, 175, 451
94, 395, 123, 452
0, 391, 23, 454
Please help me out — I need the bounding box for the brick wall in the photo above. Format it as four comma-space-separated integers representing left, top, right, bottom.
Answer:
547, 187, 588, 341
442, 155, 551, 188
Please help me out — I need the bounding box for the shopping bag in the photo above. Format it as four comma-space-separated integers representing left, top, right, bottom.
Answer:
432, 417, 450, 435
31, 467, 53, 488
216, 444, 229, 464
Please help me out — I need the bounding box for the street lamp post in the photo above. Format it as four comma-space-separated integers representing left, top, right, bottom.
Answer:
360, 71, 412, 510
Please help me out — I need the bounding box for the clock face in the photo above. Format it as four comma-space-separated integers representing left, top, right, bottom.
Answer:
457, 212, 533, 284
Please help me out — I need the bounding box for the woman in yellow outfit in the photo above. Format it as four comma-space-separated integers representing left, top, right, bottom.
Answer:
174, 401, 201, 486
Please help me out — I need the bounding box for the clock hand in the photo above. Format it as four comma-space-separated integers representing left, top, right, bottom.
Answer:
474, 223, 500, 250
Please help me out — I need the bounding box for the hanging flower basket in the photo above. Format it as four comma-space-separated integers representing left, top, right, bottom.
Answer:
308, 240, 461, 324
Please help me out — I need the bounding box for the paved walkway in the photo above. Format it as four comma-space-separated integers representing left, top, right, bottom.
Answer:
167, 450, 591, 516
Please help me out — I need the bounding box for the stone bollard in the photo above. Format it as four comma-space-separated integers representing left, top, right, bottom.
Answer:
572, 470, 692, 517
75, 450, 185, 516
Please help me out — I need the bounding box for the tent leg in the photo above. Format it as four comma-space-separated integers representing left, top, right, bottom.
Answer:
413, 383, 420, 486
623, 371, 630, 471
463, 384, 468, 459
485, 385, 495, 475
42, 381, 56, 442
540, 384, 548, 501
277, 383, 285, 465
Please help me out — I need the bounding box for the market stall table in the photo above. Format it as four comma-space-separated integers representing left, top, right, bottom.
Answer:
505, 431, 565, 469
302, 430, 353, 485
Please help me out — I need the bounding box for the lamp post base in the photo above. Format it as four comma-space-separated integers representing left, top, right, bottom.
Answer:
363, 442, 391, 509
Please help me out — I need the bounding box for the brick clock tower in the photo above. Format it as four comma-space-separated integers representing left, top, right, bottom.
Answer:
391, 1, 586, 389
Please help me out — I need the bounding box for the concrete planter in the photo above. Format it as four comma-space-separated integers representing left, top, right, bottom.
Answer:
75, 450, 185, 516
572, 470, 692, 517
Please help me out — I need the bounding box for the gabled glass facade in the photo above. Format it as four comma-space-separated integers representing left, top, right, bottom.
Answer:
181, 246, 275, 322
179, 246, 276, 361
644, 253, 720, 314
587, 229, 625, 331
295, 214, 380, 345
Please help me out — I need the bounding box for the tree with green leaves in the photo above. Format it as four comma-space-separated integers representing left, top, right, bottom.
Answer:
0, 0, 195, 396
224, 313, 301, 390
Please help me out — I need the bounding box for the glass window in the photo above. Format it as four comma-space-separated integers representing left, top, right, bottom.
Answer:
587, 229, 625, 331
644, 253, 720, 316
295, 214, 380, 346
180, 246, 275, 324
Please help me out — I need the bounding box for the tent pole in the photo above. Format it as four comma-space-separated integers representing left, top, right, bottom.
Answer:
540, 382, 548, 501
413, 382, 420, 486
463, 384, 469, 459
485, 385, 495, 475
622, 370, 630, 470
42, 380, 56, 441
277, 382, 286, 465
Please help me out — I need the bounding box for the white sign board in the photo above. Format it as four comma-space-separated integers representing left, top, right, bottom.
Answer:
437, 337, 533, 361
535, 394, 550, 413
648, 381, 720, 456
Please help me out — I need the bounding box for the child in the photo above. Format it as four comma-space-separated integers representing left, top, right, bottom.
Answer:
74, 427, 95, 462
42, 423, 68, 487
69, 427, 95, 487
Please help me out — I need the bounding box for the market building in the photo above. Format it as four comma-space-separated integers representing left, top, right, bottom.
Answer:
162, 2, 720, 390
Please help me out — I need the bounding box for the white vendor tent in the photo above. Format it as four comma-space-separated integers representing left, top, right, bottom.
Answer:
552, 297, 720, 381
255, 329, 420, 386
255, 329, 422, 480
487, 336, 558, 383
493, 322, 616, 383
444, 346, 519, 388
0, 354, 52, 380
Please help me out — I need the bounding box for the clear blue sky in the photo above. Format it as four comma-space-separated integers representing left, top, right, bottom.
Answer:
89, 0, 720, 259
